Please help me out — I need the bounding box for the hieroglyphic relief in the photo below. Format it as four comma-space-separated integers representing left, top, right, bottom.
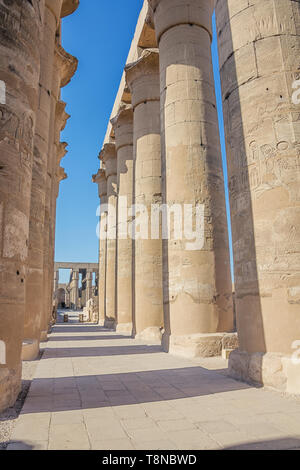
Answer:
229, 137, 300, 204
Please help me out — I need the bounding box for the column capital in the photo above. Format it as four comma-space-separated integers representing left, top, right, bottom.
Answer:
148, 0, 213, 43
72, 270, 79, 280
111, 104, 133, 130
99, 143, 117, 178
45, 0, 63, 23
55, 101, 70, 132
61, 0, 80, 18
111, 104, 134, 151
54, 43, 78, 88
57, 142, 68, 164
125, 49, 160, 108
57, 166, 67, 183
92, 169, 107, 198
45, 0, 79, 22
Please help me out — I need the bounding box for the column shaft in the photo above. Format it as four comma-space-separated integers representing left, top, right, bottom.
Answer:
71, 271, 79, 310
100, 145, 118, 329
86, 271, 93, 302
149, 0, 234, 356
111, 106, 134, 335
23, 2, 59, 360
93, 169, 108, 326
125, 50, 164, 342
216, 0, 300, 391
0, 0, 43, 411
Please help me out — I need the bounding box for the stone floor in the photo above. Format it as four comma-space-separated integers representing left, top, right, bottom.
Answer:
6, 314, 300, 450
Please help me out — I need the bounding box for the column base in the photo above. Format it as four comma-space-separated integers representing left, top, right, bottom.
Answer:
163, 332, 238, 359
40, 330, 48, 342
104, 319, 116, 330
135, 327, 163, 344
116, 323, 133, 335
0, 364, 22, 413
21, 339, 39, 361
228, 350, 300, 394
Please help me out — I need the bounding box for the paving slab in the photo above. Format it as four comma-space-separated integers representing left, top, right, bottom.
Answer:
7, 320, 300, 450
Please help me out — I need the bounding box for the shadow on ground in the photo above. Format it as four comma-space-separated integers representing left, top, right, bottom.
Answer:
20, 365, 253, 414
224, 437, 300, 451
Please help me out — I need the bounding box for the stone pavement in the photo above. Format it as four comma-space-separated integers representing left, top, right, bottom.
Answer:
7, 319, 300, 450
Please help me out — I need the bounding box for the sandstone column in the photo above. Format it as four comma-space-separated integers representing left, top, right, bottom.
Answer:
93, 169, 108, 326
54, 270, 59, 293
148, 0, 234, 357
100, 144, 118, 329
70, 270, 79, 310
22, 0, 59, 360
41, 35, 77, 340
216, 0, 300, 392
111, 105, 134, 335
0, 0, 43, 411
40, 3, 71, 342
125, 50, 164, 342
86, 271, 93, 302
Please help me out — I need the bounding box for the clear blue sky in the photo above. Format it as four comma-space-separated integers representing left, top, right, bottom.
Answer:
56, 1, 234, 282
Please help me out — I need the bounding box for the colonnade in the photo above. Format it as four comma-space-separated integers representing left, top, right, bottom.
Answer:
0, 0, 79, 412
54, 263, 98, 311
94, 0, 300, 394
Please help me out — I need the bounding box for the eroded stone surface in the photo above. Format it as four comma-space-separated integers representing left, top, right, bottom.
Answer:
216, 0, 300, 367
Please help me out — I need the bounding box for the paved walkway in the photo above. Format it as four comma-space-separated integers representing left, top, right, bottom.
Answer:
7, 318, 300, 450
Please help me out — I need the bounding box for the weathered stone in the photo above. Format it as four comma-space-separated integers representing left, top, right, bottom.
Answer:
125, 49, 164, 341
0, 0, 43, 412
216, 0, 300, 392
149, 0, 234, 355
111, 105, 134, 335
222, 333, 239, 351
93, 170, 108, 325
100, 144, 118, 329
169, 333, 233, 359
24, 0, 60, 361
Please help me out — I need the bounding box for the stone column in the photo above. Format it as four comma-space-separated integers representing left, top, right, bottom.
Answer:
22, 0, 58, 361
148, 0, 234, 357
54, 270, 59, 293
70, 270, 79, 310
93, 169, 108, 326
0, 0, 43, 412
111, 105, 134, 335
125, 49, 164, 342
100, 144, 118, 329
41, 36, 77, 340
66, 285, 71, 308
86, 271, 93, 302
216, 0, 300, 393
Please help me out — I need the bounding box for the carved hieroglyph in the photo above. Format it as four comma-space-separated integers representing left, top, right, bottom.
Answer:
125, 49, 164, 342
216, 0, 300, 388
0, 0, 43, 411
148, 0, 234, 355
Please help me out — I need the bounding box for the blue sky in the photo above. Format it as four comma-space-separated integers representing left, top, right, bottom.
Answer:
56, 1, 234, 283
